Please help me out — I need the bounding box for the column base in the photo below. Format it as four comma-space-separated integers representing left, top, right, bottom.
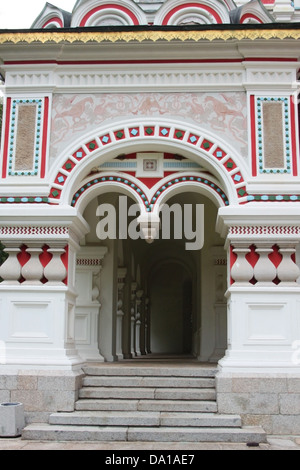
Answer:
221, 287, 300, 373
77, 349, 105, 363
0, 285, 83, 371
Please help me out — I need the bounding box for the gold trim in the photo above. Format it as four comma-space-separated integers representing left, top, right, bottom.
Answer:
1, 29, 300, 44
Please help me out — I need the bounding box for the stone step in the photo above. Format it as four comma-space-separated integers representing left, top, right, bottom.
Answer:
76, 399, 218, 413
138, 400, 218, 413
127, 426, 267, 444
79, 387, 216, 401
50, 411, 160, 427
83, 376, 215, 389
49, 411, 241, 428
83, 365, 217, 378
22, 424, 267, 444
76, 399, 139, 411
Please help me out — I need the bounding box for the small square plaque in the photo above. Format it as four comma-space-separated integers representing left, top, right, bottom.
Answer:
136, 153, 164, 178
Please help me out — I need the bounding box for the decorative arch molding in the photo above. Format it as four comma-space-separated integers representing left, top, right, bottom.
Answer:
31, 3, 71, 29
71, 171, 229, 215
42, 17, 64, 29
71, 0, 147, 27
154, 0, 231, 25
49, 119, 247, 207
240, 13, 263, 24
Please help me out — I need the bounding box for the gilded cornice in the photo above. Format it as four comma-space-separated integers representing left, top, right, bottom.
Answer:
1, 29, 300, 44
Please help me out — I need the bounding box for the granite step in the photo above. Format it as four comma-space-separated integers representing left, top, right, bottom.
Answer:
83, 366, 217, 378
83, 376, 215, 389
137, 399, 218, 413
22, 424, 267, 444
49, 411, 160, 427
49, 411, 242, 428
79, 387, 216, 401
75, 398, 218, 413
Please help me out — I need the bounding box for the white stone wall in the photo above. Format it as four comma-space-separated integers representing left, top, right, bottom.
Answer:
217, 374, 300, 435
0, 370, 83, 425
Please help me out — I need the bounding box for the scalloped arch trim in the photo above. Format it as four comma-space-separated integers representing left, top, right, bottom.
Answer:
71, 173, 229, 211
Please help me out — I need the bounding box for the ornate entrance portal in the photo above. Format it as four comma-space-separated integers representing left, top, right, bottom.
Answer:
2, 5, 300, 435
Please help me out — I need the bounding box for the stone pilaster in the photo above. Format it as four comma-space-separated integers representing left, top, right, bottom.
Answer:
74, 246, 108, 362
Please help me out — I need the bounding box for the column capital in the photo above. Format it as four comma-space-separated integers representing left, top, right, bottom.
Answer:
217, 206, 300, 243
76, 246, 108, 269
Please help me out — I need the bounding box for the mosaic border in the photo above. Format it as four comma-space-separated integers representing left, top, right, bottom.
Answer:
8, 99, 43, 177
257, 97, 291, 175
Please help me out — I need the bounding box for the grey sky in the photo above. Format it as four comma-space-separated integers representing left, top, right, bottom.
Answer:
0, 0, 76, 29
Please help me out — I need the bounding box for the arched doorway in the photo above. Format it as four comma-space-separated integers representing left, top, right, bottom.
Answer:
58, 120, 236, 363
74, 184, 227, 363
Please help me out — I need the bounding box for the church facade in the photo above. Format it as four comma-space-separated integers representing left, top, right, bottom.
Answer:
0, 0, 300, 438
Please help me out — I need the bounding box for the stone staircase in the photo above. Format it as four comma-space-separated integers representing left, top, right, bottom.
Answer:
23, 364, 266, 443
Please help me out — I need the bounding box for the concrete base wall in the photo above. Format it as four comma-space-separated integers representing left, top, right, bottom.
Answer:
0, 370, 84, 425
216, 373, 300, 435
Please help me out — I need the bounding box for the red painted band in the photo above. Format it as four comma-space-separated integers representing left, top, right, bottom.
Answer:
2, 97, 11, 179
240, 14, 263, 24
41, 97, 49, 179
250, 95, 257, 177
42, 17, 63, 28
162, 3, 223, 25
80, 4, 139, 26
243, 57, 298, 62
290, 95, 298, 177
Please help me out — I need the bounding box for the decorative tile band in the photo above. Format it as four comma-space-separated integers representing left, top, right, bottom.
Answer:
229, 226, 300, 236
77, 258, 103, 266
100, 162, 137, 169
163, 162, 201, 169
0, 226, 69, 236
0, 197, 49, 204
247, 195, 300, 202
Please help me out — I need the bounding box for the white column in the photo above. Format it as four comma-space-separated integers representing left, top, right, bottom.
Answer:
135, 290, 143, 357
145, 297, 150, 354
0, 242, 21, 285
74, 247, 108, 362
130, 282, 137, 357
116, 267, 127, 360
209, 250, 227, 363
